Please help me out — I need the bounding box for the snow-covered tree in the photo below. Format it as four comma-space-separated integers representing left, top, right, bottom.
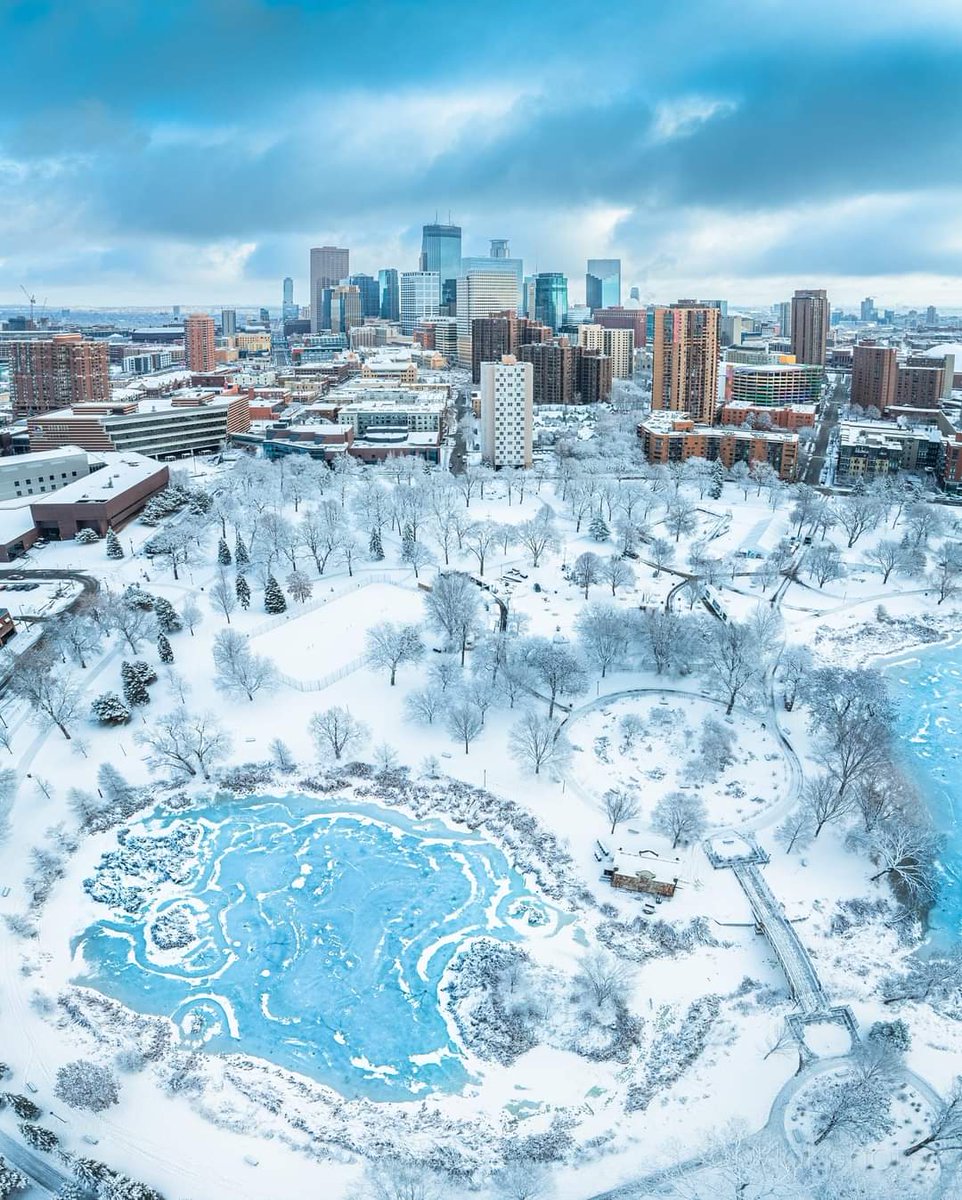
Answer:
55, 613, 103, 670
234, 534, 250, 569
157, 633, 173, 664
868, 819, 941, 907
309, 706, 369, 760
103, 594, 152, 652
904, 1076, 962, 1158
508, 710, 570, 776
212, 630, 277, 701
74, 528, 100, 545
208, 573, 237, 623
700, 620, 759, 714
806, 542, 845, 588
121, 660, 154, 707
90, 692, 131, 726
264, 573, 287, 614
423, 572, 481, 665
135, 708, 231, 780
235, 575, 251, 609
55, 1061, 120, 1112
651, 791, 707, 848
369, 525, 385, 560
602, 788, 640, 834
447, 699, 484, 754
286, 570, 313, 603
523, 638, 588, 718
570, 551, 602, 598
588, 511, 610, 542
180, 600, 203, 637
105, 529, 124, 560
884, 947, 962, 1007
600, 555, 634, 596
152, 596, 182, 634
366, 622, 424, 686
805, 1047, 894, 1147
648, 537, 675, 575
463, 520, 499, 575
9, 650, 84, 739
217, 536, 232, 566
516, 507, 560, 567
360, 1158, 445, 1200
0, 1156, 27, 1198
404, 686, 445, 726
576, 603, 630, 678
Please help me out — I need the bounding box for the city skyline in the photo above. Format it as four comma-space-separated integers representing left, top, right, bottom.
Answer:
0, 1, 960, 308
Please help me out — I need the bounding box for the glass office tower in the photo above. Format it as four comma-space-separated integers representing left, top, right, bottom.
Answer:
420, 223, 462, 309
534, 272, 569, 332
586, 259, 621, 311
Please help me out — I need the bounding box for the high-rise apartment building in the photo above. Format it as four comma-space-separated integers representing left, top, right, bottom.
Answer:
378, 269, 400, 323
310, 246, 350, 333
534, 273, 569, 332
221, 308, 237, 336
420, 223, 462, 310
895, 364, 944, 410
851, 344, 897, 413
650, 303, 720, 424
776, 301, 792, 336
399, 271, 440, 335
790, 289, 830, 366
185, 313, 216, 372
578, 324, 634, 378
860, 297, 877, 323
470, 312, 551, 383
480, 355, 533, 468
10, 333, 110, 418
578, 350, 613, 404
593, 306, 646, 348
586, 259, 621, 311
456, 270, 520, 367
283, 277, 294, 306
349, 274, 380, 319
520, 339, 579, 406
925, 306, 938, 327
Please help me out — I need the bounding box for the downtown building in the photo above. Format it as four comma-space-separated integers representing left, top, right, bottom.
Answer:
593, 305, 646, 347
456, 270, 521, 368
185, 313, 216, 371
399, 271, 440, 335
851, 344, 898, 413
585, 259, 621, 311
10, 333, 110, 418
790, 289, 830, 367
577, 324, 635, 378
420, 223, 462, 311
470, 312, 551, 383
310, 246, 350, 333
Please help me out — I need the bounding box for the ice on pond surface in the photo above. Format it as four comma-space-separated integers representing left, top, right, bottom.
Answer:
74, 795, 559, 1099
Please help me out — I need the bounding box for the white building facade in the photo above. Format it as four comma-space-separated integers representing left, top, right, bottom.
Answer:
399, 272, 440, 335
456, 270, 521, 368
480, 355, 533, 468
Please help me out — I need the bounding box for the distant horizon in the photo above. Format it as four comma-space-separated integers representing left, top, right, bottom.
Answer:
1, 1, 960, 310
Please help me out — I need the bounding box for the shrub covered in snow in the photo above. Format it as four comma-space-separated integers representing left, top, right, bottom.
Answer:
55, 1060, 120, 1112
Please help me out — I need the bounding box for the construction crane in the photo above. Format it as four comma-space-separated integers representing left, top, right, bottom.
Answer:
19, 284, 36, 325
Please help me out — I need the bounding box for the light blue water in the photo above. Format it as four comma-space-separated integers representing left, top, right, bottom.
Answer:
888, 640, 962, 941
74, 795, 559, 1100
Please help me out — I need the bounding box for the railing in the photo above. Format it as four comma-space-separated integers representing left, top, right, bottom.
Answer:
275, 655, 366, 693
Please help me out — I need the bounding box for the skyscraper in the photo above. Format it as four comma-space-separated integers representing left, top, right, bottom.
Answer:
221, 308, 237, 336
310, 246, 350, 333
776, 301, 792, 337
578, 324, 634, 378
456, 270, 521, 367
185, 313, 216, 372
10, 333, 110, 418
470, 312, 551, 383
349, 274, 380, 319
379, 269, 400, 323
420, 223, 462, 310
650, 303, 719, 424
586, 259, 621, 311
852, 344, 897, 414
860, 297, 877, 323
283, 277, 294, 306
790, 289, 830, 366
480, 355, 533, 468
490, 239, 509, 259
399, 271, 440, 334
534, 273, 569, 332
321, 285, 362, 334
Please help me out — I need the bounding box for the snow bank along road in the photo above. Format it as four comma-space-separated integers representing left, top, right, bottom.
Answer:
0, 1126, 90, 1197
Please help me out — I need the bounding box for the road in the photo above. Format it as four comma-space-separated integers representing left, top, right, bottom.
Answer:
802, 373, 847, 486
0, 1126, 87, 1196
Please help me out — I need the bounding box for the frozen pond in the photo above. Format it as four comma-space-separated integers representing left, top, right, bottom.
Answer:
74, 795, 558, 1099
889, 640, 962, 942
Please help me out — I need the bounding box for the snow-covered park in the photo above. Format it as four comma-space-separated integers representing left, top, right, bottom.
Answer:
0, 419, 960, 1200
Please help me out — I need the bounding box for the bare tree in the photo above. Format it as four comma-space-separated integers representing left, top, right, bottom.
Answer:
309, 706, 369, 760
135, 708, 231, 780
53, 613, 104, 669
884, 947, 962, 1006
663, 495, 698, 542
463, 520, 499, 576
212, 630, 277, 701
904, 1077, 962, 1157
701, 620, 758, 714
833, 493, 882, 547
366, 622, 425, 686
572, 949, 632, 1008
805, 667, 895, 798
775, 808, 815, 854
648, 537, 675, 575
806, 1046, 895, 1147
489, 1160, 553, 1200
423, 571, 481, 665
516, 506, 560, 567
570, 551, 602, 598
209, 572, 237, 624
601, 555, 635, 596
806, 542, 844, 588
904, 500, 944, 547
800, 772, 855, 838
522, 638, 588, 718
865, 538, 910, 585
146, 525, 197, 580
508, 710, 570, 776
358, 1158, 445, 1200
404, 685, 445, 726
778, 645, 812, 711
637, 608, 682, 674
181, 599, 203, 637
403, 538, 436, 579
447, 699, 483, 754
868, 819, 941, 906
651, 791, 707, 848
602, 788, 640, 834
931, 549, 962, 605
576, 603, 630, 678
8, 650, 83, 739
103, 593, 152, 652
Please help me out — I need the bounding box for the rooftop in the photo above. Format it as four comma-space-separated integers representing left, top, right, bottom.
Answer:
30, 452, 165, 505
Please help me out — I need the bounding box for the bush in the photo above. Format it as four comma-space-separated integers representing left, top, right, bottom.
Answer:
867, 1019, 911, 1053
54, 1061, 120, 1113
91, 693, 131, 726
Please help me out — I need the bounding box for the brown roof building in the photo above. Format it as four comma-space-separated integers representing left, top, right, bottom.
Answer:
851, 344, 898, 413
10, 333, 110, 418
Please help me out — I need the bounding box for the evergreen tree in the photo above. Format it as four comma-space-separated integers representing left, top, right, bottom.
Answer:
401, 526, 417, 562
120, 661, 154, 706
105, 529, 124, 560
264, 574, 287, 614
152, 596, 182, 633
234, 535, 250, 569
157, 633, 174, 663
97, 763, 138, 818
90, 693, 131, 726
235, 574, 251, 609
217, 537, 232, 566
589, 511, 610, 542
709, 460, 725, 500
75, 528, 100, 545
369, 526, 385, 560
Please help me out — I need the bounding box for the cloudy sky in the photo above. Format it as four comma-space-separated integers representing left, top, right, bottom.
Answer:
1, 0, 960, 310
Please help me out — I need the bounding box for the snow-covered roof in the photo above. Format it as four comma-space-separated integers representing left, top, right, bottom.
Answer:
0, 500, 37, 545
29, 452, 165, 505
